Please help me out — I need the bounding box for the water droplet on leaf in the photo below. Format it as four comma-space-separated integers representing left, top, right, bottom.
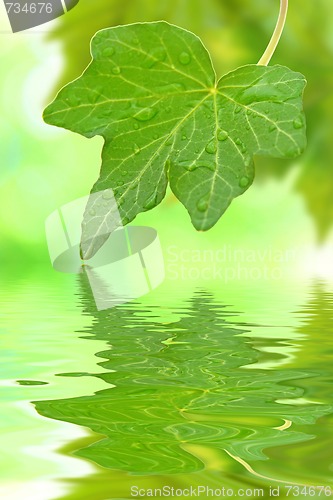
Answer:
69, 95, 81, 106
205, 140, 217, 154
197, 161, 216, 172
217, 130, 228, 141
241, 85, 284, 105
179, 160, 216, 172
102, 190, 114, 200
235, 138, 247, 153
244, 156, 252, 168
147, 47, 167, 67
178, 160, 197, 171
179, 52, 191, 65
89, 208, 96, 216
134, 107, 157, 122
144, 194, 158, 210
157, 83, 185, 94
112, 66, 121, 75
293, 117, 304, 129
197, 198, 209, 212
239, 176, 251, 188
103, 47, 114, 57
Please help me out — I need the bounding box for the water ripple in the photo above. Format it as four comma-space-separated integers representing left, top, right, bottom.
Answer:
34, 277, 333, 478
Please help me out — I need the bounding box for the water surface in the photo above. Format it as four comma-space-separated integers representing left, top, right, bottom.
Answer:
1, 273, 332, 499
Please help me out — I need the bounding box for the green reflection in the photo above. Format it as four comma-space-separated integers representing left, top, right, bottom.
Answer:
263, 281, 333, 485
34, 275, 333, 477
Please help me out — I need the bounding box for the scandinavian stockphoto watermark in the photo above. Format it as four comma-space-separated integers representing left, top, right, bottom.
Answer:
2, 0, 79, 33
166, 245, 298, 282
45, 191, 302, 309
45, 190, 165, 310
131, 486, 265, 498
130, 485, 333, 498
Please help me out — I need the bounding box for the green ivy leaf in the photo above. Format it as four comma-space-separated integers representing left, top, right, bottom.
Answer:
44, 22, 306, 259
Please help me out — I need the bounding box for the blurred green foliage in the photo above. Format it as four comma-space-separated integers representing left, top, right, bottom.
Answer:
49, 0, 333, 240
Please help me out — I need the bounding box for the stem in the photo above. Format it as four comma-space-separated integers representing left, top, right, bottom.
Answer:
258, 0, 288, 66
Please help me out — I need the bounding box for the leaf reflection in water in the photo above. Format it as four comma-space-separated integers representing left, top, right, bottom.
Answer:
34, 275, 333, 475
